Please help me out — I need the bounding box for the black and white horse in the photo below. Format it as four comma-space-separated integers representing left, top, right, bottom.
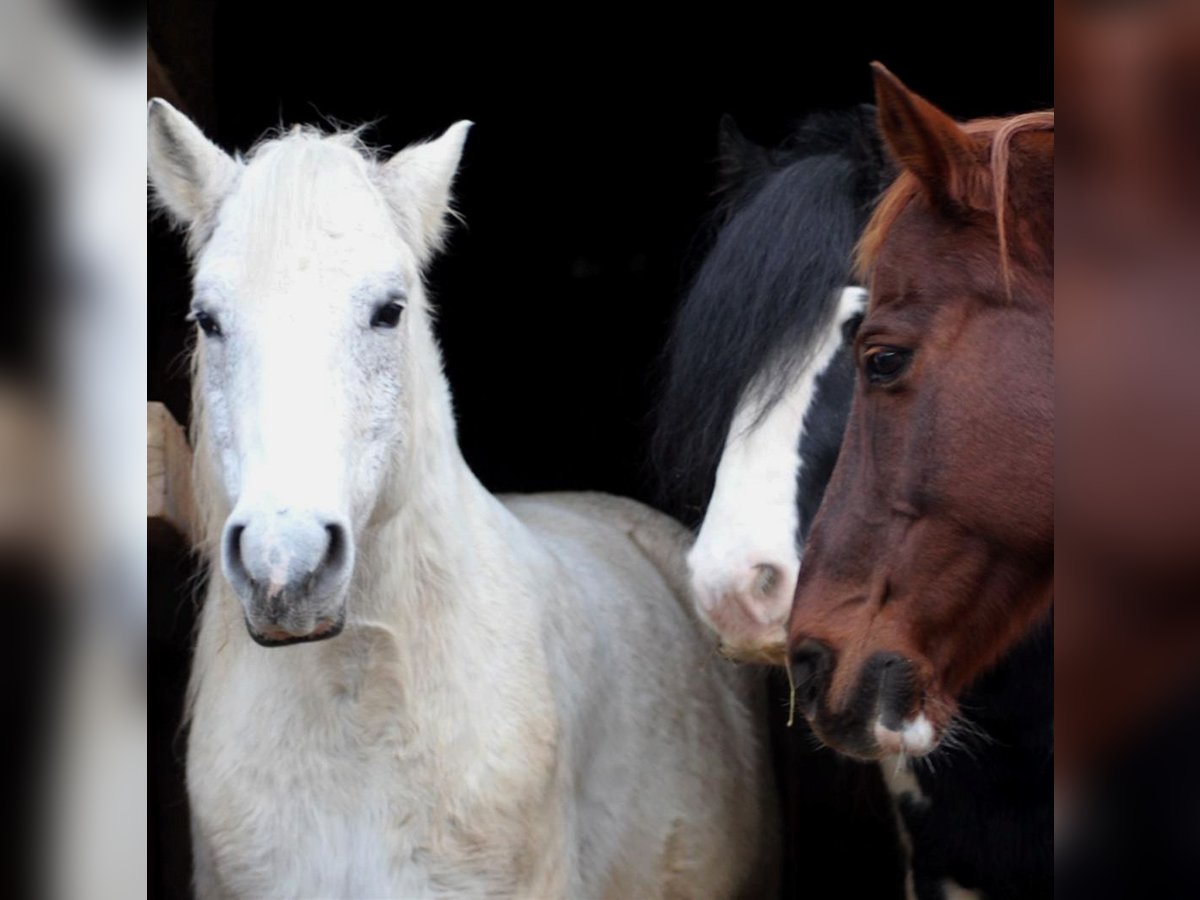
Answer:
654, 107, 905, 897
653, 107, 884, 660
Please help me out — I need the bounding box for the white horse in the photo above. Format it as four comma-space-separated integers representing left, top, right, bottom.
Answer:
148, 102, 776, 899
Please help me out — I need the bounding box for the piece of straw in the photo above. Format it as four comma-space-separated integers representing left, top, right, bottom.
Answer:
785, 659, 796, 728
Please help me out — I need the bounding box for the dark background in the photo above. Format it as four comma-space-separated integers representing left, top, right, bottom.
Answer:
150, 10, 1052, 500
149, 6, 1051, 897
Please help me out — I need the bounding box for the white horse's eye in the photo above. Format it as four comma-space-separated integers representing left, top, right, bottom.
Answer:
189, 308, 223, 338
370, 297, 406, 329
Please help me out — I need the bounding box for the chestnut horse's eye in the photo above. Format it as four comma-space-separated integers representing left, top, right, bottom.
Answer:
371, 296, 406, 329
190, 309, 222, 338
864, 347, 912, 384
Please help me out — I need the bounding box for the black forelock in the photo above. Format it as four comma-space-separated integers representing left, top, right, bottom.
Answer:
651, 107, 890, 524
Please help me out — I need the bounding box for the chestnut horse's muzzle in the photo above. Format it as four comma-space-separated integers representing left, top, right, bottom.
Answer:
790, 643, 923, 759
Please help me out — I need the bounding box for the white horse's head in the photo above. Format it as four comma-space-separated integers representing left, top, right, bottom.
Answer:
148, 100, 470, 645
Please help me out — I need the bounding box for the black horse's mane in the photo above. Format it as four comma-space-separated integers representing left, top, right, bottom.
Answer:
651, 105, 890, 524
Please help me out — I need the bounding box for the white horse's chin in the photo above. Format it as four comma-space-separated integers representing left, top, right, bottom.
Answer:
244, 606, 347, 647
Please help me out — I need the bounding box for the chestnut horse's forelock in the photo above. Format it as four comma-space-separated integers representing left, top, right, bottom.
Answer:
854, 110, 1055, 297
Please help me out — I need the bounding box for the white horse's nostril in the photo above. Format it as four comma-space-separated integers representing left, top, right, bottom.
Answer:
323, 522, 348, 572
223, 522, 251, 588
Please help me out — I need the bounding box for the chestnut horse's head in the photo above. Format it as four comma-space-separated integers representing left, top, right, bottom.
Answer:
787, 65, 1054, 760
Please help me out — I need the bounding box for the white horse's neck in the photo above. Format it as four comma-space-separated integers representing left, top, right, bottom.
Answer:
359, 306, 521, 618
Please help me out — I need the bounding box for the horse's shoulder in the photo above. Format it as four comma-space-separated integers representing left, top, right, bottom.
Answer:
501, 491, 689, 548
500, 490, 694, 595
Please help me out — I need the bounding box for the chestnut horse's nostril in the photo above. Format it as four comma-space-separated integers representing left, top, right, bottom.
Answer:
789, 640, 832, 708
873, 653, 915, 732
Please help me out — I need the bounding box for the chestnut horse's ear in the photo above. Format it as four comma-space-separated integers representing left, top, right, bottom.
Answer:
870, 62, 988, 213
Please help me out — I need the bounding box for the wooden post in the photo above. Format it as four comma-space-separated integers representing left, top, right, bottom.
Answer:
147, 402, 194, 544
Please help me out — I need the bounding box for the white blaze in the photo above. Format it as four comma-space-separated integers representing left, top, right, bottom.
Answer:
688, 287, 867, 646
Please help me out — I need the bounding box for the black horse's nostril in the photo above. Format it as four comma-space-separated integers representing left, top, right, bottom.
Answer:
789, 640, 833, 708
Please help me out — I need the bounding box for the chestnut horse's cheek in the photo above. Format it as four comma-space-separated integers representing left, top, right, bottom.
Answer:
913, 332, 1053, 549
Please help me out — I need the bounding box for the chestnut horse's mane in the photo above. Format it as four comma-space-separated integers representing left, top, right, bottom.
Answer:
855, 110, 1054, 296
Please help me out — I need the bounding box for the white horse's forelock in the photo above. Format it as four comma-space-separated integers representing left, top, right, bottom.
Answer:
226, 129, 395, 274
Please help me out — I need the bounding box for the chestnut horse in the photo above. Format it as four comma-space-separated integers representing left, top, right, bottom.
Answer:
787, 66, 1053, 898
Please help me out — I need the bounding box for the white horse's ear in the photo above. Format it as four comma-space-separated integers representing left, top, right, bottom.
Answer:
147, 98, 239, 234
380, 120, 472, 265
